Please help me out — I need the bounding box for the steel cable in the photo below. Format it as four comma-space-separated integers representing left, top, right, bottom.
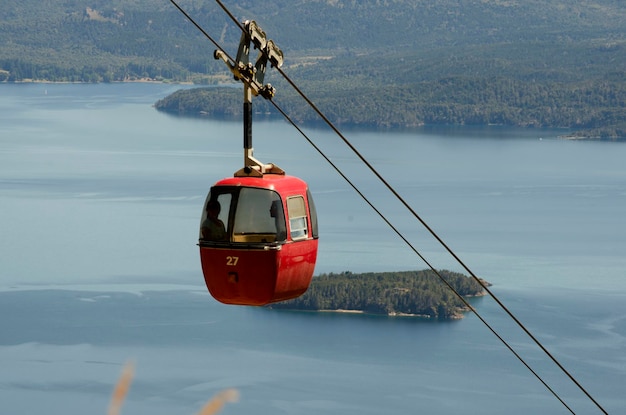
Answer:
168, 1, 607, 413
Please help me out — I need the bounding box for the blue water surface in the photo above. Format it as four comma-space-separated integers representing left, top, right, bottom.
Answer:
1, 83, 625, 415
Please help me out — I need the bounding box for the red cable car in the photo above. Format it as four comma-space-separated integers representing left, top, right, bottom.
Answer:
199, 20, 319, 305
199, 172, 319, 305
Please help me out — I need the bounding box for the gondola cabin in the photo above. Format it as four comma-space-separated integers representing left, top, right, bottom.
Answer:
199, 19, 318, 305
199, 173, 319, 305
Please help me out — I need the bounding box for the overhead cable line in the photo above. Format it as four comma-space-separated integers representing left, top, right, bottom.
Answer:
210, 4, 607, 414
268, 98, 575, 414
168, 1, 606, 413
168, 0, 235, 64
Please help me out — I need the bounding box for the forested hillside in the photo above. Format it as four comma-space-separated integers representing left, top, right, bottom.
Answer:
2, 0, 625, 136
155, 77, 626, 137
3, 0, 624, 82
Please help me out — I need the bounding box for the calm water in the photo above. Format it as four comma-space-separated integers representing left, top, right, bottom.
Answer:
1, 83, 625, 414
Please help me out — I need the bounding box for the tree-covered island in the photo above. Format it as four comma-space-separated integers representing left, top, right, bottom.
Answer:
268, 270, 490, 320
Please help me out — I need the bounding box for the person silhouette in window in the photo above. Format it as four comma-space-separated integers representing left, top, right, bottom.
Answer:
201, 200, 226, 241
270, 200, 287, 241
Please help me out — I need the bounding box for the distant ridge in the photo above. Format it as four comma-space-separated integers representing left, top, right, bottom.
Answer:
2, 0, 625, 82
2, 0, 625, 137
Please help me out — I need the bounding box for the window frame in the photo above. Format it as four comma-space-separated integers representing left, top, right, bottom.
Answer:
286, 195, 309, 240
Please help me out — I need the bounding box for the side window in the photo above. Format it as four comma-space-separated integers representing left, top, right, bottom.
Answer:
215, 193, 232, 233
307, 188, 319, 238
287, 196, 308, 240
270, 198, 287, 241
200, 191, 232, 241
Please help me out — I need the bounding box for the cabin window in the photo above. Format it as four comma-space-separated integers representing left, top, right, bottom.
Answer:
287, 196, 308, 240
232, 188, 285, 243
307, 188, 319, 238
201, 186, 288, 243
200, 192, 231, 241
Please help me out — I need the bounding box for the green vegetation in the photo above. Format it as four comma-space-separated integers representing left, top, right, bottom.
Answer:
2, 0, 625, 137
0, 0, 228, 83
154, 77, 626, 137
269, 270, 488, 319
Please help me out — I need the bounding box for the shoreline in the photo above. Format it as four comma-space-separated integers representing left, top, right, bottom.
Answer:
273, 279, 492, 320
5, 81, 622, 140
2, 78, 195, 85
284, 306, 471, 319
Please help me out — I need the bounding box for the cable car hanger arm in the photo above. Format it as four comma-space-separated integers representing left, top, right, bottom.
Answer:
213, 19, 284, 177
168, 0, 283, 177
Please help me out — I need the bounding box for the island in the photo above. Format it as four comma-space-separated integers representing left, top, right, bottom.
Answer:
268, 270, 490, 319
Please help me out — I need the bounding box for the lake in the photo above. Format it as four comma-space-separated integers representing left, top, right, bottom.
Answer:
1, 83, 625, 414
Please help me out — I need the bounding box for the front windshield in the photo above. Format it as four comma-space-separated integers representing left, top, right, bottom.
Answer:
200, 186, 285, 244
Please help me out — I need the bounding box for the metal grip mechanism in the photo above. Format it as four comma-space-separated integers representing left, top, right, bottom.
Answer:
214, 20, 283, 99
214, 20, 285, 177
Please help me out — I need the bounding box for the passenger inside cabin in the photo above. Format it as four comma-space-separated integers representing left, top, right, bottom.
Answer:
270, 200, 287, 241
201, 200, 226, 241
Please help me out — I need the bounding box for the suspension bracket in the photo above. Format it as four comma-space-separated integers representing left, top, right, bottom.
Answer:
214, 20, 285, 177
214, 20, 283, 99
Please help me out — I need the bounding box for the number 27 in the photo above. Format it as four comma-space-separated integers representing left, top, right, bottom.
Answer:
226, 256, 239, 266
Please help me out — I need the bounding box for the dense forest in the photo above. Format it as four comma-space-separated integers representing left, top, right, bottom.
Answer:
2, 0, 625, 137
154, 77, 626, 138
269, 270, 488, 319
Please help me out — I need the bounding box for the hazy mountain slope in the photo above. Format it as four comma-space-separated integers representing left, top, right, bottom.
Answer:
2, 0, 625, 136
1, 0, 624, 82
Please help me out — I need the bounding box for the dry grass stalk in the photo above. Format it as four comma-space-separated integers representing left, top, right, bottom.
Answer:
196, 389, 240, 415
107, 361, 239, 415
108, 360, 135, 415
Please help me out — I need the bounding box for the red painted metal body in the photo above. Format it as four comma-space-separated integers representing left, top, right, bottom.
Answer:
199, 174, 318, 306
